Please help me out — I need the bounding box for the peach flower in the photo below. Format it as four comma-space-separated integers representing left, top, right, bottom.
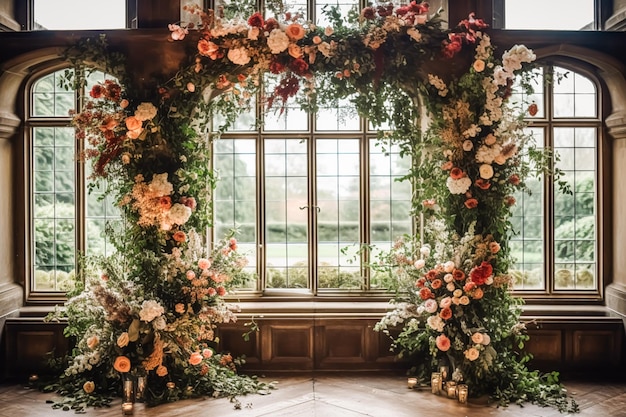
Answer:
113, 356, 131, 373
435, 334, 451, 352
189, 351, 203, 366
285, 23, 306, 40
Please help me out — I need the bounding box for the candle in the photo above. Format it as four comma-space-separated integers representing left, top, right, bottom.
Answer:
457, 384, 468, 404
439, 365, 449, 381
407, 377, 418, 389
430, 372, 442, 394
123, 378, 134, 403
121, 402, 133, 415
135, 376, 146, 402
446, 381, 457, 398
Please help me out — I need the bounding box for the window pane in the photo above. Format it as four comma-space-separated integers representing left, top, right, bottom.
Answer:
317, 138, 361, 289
553, 67, 597, 118
32, 71, 74, 118
213, 138, 258, 289
34, 0, 126, 30
369, 140, 411, 289
265, 138, 309, 289
554, 127, 597, 290
504, 0, 594, 30
511, 128, 544, 290
33, 126, 76, 291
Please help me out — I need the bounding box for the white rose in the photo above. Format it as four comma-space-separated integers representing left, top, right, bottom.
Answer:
462, 140, 473, 151
443, 273, 454, 283
443, 261, 455, 273
426, 315, 445, 332
481, 334, 491, 345
267, 29, 290, 54
167, 203, 192, 225
139, 300, 165, 322
446, 282, 455, 292
420, 246, 430, 257
423, 299, 438, 314
413, 259, 425, 269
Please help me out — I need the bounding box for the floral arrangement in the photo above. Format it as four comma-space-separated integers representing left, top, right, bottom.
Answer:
374, 24, 577, 412
44, 0, 577, 412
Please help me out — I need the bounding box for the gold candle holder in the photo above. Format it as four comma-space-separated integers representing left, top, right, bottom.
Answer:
135, 376, 146, 402
121, 402, 134, 415
439, 365, 449, 381
457, 384, 468, 404
430, 372, 442, 394
407, 377, 417, 389
446, 381, 457, 398
122, 378, 134, 403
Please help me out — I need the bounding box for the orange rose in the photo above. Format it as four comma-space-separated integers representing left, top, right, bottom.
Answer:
173, 231, 187, 243
113, 356, 131, 373
473, 287, 484, 299
431, 278, 442, 289
450, 167, 464, 179
83, 381, 95, 394
464, 198, 478, 209
285, 23, 306, 40
125, 116, 142, 131
439, 307, 453, 320
189, 351, 203, 366
156, 365, 168, 377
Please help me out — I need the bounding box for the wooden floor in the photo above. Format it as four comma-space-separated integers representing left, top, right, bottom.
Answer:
1, 373, 625, 417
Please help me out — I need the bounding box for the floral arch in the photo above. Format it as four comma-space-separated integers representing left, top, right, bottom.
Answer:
45, 1, 578, 412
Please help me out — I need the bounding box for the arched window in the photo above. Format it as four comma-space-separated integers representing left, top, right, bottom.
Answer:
510, 65, 601, 295
27, 68, 119, 299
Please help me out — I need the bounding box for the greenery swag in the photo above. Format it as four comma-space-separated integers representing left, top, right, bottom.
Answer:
44, 0, 577, 413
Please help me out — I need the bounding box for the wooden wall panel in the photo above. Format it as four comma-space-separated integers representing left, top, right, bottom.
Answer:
572, 330, 621, 366
525, 329, 563, 362
261, 320, 315, 370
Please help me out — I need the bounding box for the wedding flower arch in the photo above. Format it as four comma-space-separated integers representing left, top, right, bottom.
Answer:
50, 0, 576, 412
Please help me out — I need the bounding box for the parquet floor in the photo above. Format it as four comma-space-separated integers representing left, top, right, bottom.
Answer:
1, 373, 625, 417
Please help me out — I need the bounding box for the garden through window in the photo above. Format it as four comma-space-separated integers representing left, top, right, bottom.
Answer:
510, 66, 600, 293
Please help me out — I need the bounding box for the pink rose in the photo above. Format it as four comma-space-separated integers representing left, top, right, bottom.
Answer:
435, 334, 451, 352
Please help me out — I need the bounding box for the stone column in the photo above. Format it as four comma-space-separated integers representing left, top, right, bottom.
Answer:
0, 110, 23, 332
607, 110, 626, 319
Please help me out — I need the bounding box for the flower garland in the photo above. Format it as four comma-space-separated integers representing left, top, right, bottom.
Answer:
45, 0, 576, 412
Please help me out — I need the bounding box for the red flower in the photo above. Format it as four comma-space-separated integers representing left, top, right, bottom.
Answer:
509, 174, 520, 185
419, 287, 433, 300
528, 103, 538, 116
453, 269, 466, 281
361, 6, 376, 19
290, 58, 309, 76
450, 167, 464, 179
470, 261, 493, 285
90, 84, 105, 99
475, 179, 491, 190
415, 277, 426, 288
247, 12, 264, 28
505, 195, 517, 206
270, 59, 286, 74
431, 279, 442, 289
464, 198, 478, 209
425, 269, 438, 280
409, 1, 429, 14
439, 307, 452, 320
264, 17, 279, 32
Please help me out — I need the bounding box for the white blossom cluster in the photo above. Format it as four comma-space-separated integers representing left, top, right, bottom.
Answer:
446, 176, 472, 194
